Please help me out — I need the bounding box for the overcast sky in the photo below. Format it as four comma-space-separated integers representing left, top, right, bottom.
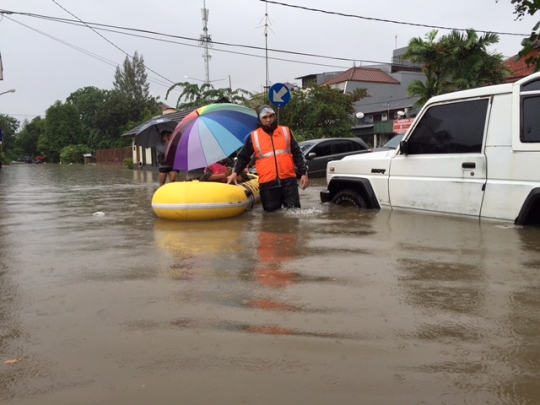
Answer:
0, 0, 536, 126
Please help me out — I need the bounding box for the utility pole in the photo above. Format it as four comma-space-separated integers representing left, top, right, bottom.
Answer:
199, 0, 212, 83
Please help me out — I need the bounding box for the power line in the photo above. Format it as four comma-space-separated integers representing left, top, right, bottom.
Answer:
0, 5, 528, 79
259, 0, 529, 37
3, 15, 173, 89
0, 9, 398, 67
6, 16, 118, 68
48, 0, 175, 85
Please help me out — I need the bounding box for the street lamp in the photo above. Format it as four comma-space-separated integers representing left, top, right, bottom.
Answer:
0, 89, 15, 96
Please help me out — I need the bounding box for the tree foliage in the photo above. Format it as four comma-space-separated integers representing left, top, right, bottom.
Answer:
506, 0, 540, 18
166, 81, 252, 109
66, 86, 111, 149
96, 52, 160, 148
113, 51, 150, 101
0, 114, 20, 162
404, 29, 509, 106
60, 144, 91, 164
15, 116, 45, 158
505, 0, 540, 71
94, 91, 159, 149
279, 83, 368, 140
42, 101, 83, 162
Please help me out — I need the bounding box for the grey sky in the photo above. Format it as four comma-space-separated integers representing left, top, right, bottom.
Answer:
0, 0, 535, 126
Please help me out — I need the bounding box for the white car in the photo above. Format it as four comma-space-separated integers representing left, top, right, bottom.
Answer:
321, 72, 540, 226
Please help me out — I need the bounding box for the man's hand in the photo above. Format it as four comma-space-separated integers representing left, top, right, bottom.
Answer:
299, 174, 309, 190
227, 172, 238, 185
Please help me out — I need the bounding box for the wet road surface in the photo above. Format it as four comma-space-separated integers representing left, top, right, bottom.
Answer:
1, 164, 540, 404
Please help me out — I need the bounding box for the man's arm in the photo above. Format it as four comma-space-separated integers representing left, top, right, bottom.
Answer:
289, 130, 309, 190
290, 132, 308, 176
233, 139, 255, 174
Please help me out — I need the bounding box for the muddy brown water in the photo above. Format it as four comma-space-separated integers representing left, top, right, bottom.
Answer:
1, 163, 540, 405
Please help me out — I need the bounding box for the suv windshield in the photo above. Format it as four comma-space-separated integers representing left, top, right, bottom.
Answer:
383, 134, 404, 149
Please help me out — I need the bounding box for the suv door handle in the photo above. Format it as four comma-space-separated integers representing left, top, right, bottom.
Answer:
462, 162, 476, 169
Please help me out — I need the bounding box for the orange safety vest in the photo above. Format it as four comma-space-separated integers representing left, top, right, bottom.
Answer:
251, 126, 297, 184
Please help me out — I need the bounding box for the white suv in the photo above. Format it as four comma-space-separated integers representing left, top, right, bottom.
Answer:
321, 72, 540, 226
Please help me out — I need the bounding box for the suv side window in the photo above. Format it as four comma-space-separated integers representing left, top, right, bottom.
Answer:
521, 96, 540, 142
312, 141, 333, 157
520, 79, 540, 143
333, 140, 354, 154
406, 99, 488, 155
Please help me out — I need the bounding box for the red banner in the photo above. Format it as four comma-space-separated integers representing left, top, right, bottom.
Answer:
393, 118, 415, 134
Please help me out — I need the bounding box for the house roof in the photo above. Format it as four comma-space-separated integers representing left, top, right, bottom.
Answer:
321, 67, 400, 86
503, 51, 538, 83
121, 108, 195, 138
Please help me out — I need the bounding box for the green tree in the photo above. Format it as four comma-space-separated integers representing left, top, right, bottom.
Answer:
114, 51, 150, 100
507, 0, 540, 18
94, 91, 160, 148
403, 31, 447, 105
442, 30, 508, 90
166, 81, 252, 109
66, 87, 111, 149
94, 52, 160, 148
404, 29, 509, 106
506, 0, 540, 71
0, 114, 20, 162
59, 144, 91, 164
42, 101, 83, 162
279, 83, 368, 140
15, 116, 45, 158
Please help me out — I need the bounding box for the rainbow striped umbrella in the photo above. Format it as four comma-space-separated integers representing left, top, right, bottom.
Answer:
165, 103, 258, 171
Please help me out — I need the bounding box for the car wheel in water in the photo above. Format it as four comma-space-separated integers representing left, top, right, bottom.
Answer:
331, 189, 367, 208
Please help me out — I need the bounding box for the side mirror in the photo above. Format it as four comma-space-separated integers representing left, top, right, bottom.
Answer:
307, 152, 317, 159
399, 140, 409, 155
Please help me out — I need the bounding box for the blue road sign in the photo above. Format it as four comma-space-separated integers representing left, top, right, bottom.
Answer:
269, 83, 291, 108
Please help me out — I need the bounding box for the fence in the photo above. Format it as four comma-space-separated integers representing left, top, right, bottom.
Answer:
95, 147, 132, 164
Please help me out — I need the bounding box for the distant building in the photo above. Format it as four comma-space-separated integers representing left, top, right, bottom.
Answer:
300, 47, 425, 147
295, 71, 342, 88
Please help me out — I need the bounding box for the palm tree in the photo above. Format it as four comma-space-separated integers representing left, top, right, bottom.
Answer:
166, 81, 252, 109
404, 31, 448, 105
404, 29, 509, 107
442, 29, 509, 90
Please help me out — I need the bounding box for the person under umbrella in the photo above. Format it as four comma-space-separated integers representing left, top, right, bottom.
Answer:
227, 105, 309, 212
156, 130, 178, 187
201, 158, 232, 183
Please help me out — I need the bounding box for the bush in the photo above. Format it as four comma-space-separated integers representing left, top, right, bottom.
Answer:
123, 158, 134, 170
60, 144, 92, 164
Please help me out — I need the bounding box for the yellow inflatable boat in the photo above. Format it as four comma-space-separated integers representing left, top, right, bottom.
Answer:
151, 176, 260, 220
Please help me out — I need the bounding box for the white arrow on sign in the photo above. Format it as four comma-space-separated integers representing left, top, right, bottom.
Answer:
272, 86, 288, 102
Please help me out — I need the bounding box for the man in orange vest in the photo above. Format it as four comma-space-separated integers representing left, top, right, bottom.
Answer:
227, 105, 309, 212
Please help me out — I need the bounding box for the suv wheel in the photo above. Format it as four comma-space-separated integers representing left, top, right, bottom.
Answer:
332, 189, 367, 208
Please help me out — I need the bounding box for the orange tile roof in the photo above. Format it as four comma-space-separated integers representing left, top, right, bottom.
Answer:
322, 67, 400, 85
503, 51, 538, 82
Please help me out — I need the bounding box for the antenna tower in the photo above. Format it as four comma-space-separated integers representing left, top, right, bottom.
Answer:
264, 3, 270, 89
199, 0, 212, 83
257, 3, 273, 92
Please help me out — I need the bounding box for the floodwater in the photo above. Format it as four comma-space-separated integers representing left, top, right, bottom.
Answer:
1, 163, 540, 405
